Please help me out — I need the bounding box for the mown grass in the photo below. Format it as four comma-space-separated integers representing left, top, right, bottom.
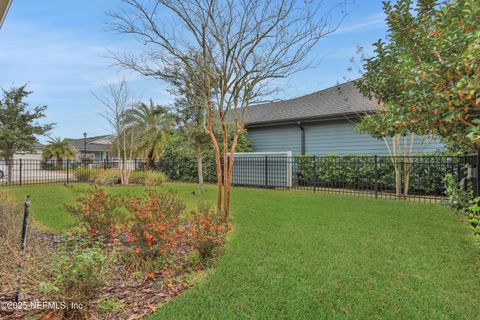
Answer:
4, 183, 214, 232
4, 183, 480, 319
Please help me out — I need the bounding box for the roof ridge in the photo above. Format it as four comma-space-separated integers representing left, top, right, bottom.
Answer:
251, 79, 359, 109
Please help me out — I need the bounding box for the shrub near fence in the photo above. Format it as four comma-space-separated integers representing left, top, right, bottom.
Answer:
0, 155, 476, 203
295, 155, 461, 197
156, 156, 217, 183
157, 154, 468, 202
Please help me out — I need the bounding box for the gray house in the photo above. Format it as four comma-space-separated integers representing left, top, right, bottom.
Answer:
243, 81, 442, 155
67, 135, 113, 161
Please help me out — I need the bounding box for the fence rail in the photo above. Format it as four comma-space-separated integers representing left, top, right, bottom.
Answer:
157, 154, 477, 203
0, 159, 142, 186
1, 155, 477, 203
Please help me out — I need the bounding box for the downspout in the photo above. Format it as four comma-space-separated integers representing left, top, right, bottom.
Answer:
298, 121, 305, 155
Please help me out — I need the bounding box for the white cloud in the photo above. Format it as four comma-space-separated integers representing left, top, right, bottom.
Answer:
335, 12, 386, 35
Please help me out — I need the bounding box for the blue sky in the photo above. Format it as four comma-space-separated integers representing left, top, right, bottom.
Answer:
0, 0, 387, 142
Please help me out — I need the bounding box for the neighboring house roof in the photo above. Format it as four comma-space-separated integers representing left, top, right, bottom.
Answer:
243, 80, 379, 127
67, 134, 113, 153
0, 0, 12, 29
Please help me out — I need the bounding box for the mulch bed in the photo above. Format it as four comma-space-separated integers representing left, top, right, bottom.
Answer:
0, 232, 204, 320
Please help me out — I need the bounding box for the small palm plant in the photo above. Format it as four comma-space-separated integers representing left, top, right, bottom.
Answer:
42, 137, 76, 169
125, 100, 172, 169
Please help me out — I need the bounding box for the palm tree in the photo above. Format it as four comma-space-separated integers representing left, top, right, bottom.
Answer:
42, 137, 76, 169
126, 100, 172, 169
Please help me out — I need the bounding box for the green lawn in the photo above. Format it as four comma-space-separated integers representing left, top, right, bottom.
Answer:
4, 183, 480, 319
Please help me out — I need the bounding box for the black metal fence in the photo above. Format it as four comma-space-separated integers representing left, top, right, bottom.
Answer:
157, 154, 478, 202
1, 155, 478, 203
0, 159, 142, 186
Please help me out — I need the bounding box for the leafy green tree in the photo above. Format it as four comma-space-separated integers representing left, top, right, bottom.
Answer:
42, 137, 76, 169
0, 85, 54, 182
125, 100, 172, 169
357, 0, 480, 152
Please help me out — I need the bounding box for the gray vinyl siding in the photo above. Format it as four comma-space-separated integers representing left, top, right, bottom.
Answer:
247, 119, 443, 155
247, 125, 302, 154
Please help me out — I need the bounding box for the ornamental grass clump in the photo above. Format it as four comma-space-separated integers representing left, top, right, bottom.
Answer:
94, 169, 122, 185
74, 167, 98, 182
129, 170, 167, 186
0, 191, 52, 302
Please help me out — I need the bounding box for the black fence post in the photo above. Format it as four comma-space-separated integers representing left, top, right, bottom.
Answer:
15, 195, 31, 303
476, 149, 480, 198
264, 156, 268, 188
374, 155, 378, 199
66, 159, 70, 184
463, 152, 468, 192
19, 159, 22, 186
313, 155, 317, 193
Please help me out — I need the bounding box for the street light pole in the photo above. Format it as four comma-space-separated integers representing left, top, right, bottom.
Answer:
83, 132, 87, 164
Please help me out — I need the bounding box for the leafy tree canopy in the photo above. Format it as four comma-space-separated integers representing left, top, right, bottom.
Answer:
0, 85, 54, 161
357, 0, 479, 151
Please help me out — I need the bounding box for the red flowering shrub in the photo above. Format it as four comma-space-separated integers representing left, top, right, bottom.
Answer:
121, 191, 186, 262
66, 186, 123, 237
187, 204, 227, 261
68, 188, 227, 271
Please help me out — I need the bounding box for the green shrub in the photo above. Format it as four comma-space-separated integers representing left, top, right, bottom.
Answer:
295, 154, 459, 196
443, 174, 479, 243
41, 241, 112, 318
443, 174, 472, 213
74, 167, 98, 182
97, 298, 124, 315
95, 169, 121, 185
157, 156, 217, 182
467, 199, 480, 242
130, 170, 167, 186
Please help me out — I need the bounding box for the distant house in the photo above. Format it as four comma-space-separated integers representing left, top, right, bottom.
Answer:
12, 143, 44, 161
67, 135, 114, 161
243, 81, 442, 155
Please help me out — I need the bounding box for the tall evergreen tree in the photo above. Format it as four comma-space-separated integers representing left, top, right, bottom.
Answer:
0, 85, 54, 182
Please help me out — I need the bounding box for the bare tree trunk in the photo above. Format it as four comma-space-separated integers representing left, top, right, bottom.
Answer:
206, 99, 223, 214
147, 149, 155, 170
6, 157, 13, 185
385, 135, 402, 197
395, 164, 402, 197
196, 145, 204, 194
402, 133, 415, 195
403, 161, 410, 195
221, 121, 229, 217
224, 132, 240, 219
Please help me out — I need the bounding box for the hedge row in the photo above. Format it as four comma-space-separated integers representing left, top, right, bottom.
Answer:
295, 155, 462, 195
156, 154, 463, 196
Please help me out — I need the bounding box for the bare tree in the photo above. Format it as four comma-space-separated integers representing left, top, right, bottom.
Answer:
108, 0, 348, 218
93, 79, 139, 185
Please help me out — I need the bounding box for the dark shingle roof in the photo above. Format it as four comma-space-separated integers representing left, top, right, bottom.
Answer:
243, 80, 379, 126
